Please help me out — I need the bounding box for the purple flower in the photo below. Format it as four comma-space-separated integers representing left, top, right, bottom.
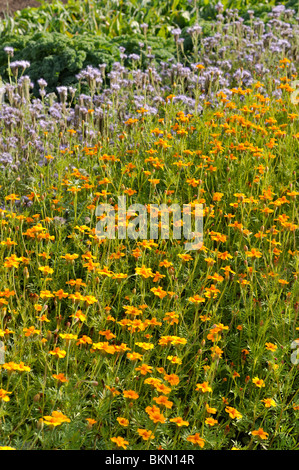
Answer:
37, 78, 48, 89
4, 46, 14, 57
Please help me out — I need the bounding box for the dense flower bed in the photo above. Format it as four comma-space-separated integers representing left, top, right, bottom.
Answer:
0, 3, 298, 450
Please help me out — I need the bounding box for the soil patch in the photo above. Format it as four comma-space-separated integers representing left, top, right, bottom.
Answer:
0, 0, 68, 15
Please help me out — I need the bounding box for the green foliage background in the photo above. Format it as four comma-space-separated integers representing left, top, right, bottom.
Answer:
0, 0, 298, 94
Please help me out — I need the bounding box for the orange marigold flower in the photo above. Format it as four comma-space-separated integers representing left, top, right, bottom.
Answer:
127, 352, 143, 361
163, 373, 180, 386
145, 405, 166, 424
137, 429, 155, 441
206, 404, 217, 414
105, 385, 121, 396
186, 433, 205, 447
110, 436, 129, 449
135, 364, 153, 375
23, 326, 41, 337
123, 390, 139, 400
251, 428, 269, 440
205, 417, 218, 426
225, 406, 242, 420
169, 417, 189, 427
86, 418, 97, 426
52, 373, 68, 383
117, 417, 129, 427
261, 398, 276, 408
153, 395, 173, 409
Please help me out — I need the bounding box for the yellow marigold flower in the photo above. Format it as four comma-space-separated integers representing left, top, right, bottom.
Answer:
265, 342, 277, 352
110, 436, 129, 449
196, 382, 212, 393
38, 266, 54, 275
17, 362, 31, 372
4, 254, 22, 268
61, 253, 79, 262
40, 290, 54, 299
135, 342, 154, 351
42, 411, 70, 427
1, 238, 17, 247
83, 295, 98, 305
178, 253, 193, 262
0, 446, 16, 450
217, 251, 233, 260
1, 362, 30, 373
150, 286, 168, 298
261, 398, 276, 408
113, 273, 128, 280
49, 347, 67, 358
170, 336, 187, 346
66, 278, 87, 288
188, 295, 205, 304
0, 328, 14, 337
135, 265, 154, 278
0, 389, 12, 402
144, 377, 162, 387
36, 314, 50, 323
59, 333, 78, 341
5, 194, 19, 202
91, 342, 116, 355
159, 259, 173, 268
167, 355, 182, 365
97, 266, 113, 277
252, 377, 265, 388
114, 343, 131, 354
70, 310, 86, 322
